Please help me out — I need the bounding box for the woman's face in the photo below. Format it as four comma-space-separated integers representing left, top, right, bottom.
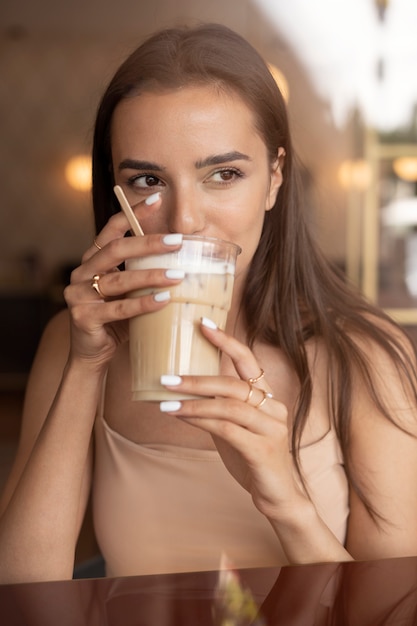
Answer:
111, 85, 283, 278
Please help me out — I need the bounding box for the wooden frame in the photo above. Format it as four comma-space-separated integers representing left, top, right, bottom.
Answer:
348, 129, 417, 325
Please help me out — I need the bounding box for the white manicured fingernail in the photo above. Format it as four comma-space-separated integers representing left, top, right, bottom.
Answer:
163, 233, 183, 245
161, 375, 182, 386
145, 192, 160, 206
165, 269, 185, 279
201, 317, 218, 330
160, 401, 182, 412
153, 290, 170, 302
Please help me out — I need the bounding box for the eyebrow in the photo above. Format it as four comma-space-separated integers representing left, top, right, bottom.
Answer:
118, 151, 251, 172
194, 151, 252, 168
118, 159, 164, 172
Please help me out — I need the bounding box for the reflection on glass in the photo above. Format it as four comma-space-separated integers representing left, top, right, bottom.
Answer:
371, 143, 417, 313
1, 558, 416, 626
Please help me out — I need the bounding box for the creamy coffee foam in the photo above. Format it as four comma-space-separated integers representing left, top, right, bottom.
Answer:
127, 255, 236, 275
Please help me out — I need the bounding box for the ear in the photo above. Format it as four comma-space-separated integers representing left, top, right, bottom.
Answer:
266, 147, 286, 211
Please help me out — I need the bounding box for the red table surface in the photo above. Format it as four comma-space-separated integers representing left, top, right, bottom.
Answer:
0, 556, 416, 625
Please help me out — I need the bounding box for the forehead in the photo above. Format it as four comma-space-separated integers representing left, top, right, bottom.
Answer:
110, 85, 265, 158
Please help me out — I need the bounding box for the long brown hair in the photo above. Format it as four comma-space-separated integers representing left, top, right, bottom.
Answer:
92, 23, 417, 519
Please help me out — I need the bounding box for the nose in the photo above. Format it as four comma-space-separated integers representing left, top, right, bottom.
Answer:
166, 187, 205, 235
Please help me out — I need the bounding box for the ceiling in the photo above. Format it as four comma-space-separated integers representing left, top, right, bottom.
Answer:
2, 0, 416, 131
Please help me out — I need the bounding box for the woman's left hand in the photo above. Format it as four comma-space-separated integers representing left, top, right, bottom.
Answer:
160, 319, 306, 519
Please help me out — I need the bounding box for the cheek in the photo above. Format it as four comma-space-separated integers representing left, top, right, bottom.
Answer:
130, 202, 169, 235
220, 180, 270, 224
214, 184, 268, 250
231, 214, 265, 276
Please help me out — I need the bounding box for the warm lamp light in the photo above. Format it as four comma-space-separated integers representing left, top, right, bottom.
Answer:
65, 155, 92, 191
338, 159, 371, 191
392, 157, 417, 182
268, 64, 290, 102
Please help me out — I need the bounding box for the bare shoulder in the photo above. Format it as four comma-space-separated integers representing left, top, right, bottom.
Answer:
20, 308, 70, 406
0, 309, 72, 510
33, 307, 71, 361
345, 314, 417, 559
349, 314, 417, 432
16, 309, 71, 453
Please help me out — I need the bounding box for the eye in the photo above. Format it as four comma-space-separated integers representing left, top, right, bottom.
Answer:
209, 168, 244, 184
128, 174, 164, 189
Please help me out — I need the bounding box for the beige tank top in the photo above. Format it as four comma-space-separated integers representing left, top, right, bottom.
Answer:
92, 414, 349, 578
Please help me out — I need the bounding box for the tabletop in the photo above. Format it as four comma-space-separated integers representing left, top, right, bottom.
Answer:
1, 556, 417, 625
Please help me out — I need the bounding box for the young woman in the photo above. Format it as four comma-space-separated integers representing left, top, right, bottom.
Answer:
0, 23, 416, 584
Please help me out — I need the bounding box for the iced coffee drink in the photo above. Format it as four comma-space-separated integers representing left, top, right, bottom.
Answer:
126, 236, 240, 401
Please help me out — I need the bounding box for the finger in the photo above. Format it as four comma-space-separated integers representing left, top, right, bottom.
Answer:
83, 193, 162, 261
200, 318, 273, 391
161, 373, 271, 407
70, 267, 184, 302
160, 375, 285, 422
74, 233, 183, 283
65, 272, 174, 309
160, 396, 287, 440
69, 288, 173, 331
82, 213, 134, 263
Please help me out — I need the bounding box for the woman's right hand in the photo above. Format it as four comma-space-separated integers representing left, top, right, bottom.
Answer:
63, 196, 183, 368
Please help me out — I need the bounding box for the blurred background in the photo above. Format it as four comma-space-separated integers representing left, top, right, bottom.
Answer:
0, 0, 416, 560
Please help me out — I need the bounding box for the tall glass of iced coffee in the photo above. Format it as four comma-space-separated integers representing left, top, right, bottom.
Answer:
126, 236, 241, 401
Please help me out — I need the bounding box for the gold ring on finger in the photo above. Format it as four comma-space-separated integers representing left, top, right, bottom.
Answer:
244, 383, 255, 404
247, 368, 265, 385
93, 238, 102, 250
256, 389, 273, 408
91, 274, 105, 298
